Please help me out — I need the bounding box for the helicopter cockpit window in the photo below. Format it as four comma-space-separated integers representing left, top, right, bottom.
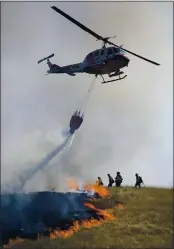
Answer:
114, 48, 121, 54
107, 48, 113, 55
113, 47, 120, 53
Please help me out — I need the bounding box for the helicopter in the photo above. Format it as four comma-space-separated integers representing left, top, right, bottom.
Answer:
38, 6, 160, 84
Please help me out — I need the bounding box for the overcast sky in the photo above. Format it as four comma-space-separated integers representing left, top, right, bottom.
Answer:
1, 2, 173, 191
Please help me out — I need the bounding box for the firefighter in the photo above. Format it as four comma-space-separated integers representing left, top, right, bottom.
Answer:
96, 177, 103, 186
115, 171, 123, 187
107, 174, 114, 187
135, 173, 144, 188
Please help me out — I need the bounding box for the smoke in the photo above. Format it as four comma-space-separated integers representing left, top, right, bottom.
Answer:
18, 134, 72, 192
2, 133, 74, 193
1, 2, 173, 191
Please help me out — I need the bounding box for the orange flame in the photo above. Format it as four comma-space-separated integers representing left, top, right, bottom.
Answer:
84, 183, 110, 197
49, 200, 115, 239
50, 221, 80, 239
4, 178, 123, 246
66, 178, 79, 190
66, 177, 110, 198
49, 178, 115, 240
84, 202, 115, 221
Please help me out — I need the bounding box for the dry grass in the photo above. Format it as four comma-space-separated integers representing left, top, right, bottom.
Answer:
3, 187, 173, 249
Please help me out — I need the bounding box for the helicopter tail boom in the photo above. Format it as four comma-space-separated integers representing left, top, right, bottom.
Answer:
38, 54, 76, 76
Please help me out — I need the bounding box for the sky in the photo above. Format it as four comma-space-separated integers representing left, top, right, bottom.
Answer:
1, 2, 173, 191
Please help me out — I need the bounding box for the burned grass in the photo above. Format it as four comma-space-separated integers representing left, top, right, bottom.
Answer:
2, 187, 173, 249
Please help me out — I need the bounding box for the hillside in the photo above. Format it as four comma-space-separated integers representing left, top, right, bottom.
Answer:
2, 187, 173, 249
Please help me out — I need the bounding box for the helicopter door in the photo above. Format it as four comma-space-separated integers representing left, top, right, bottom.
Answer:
86, 53, 94, 66
93, 51, 100, 62
100, 49, 105, 57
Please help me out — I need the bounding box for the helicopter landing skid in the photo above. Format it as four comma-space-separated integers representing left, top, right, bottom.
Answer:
101, 75, 127, 84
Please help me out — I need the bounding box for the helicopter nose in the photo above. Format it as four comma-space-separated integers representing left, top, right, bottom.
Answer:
124, 56, 130, 66
125, 56, 130, 63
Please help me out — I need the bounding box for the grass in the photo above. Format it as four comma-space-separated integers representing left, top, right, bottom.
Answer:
3, 187, 173, 249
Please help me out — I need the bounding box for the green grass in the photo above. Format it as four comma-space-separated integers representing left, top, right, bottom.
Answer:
4, 187, 173, 249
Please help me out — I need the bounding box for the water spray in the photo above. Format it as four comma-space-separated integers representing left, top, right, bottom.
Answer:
14, 134, 72, 192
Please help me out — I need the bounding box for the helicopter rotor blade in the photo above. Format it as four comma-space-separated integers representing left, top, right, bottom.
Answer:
107, 40, 160, 66
51, 6, 160, 66
51, 6, 103, 41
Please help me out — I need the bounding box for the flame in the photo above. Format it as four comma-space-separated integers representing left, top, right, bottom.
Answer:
50, 221, 80, 239
66, 177, 110, 198
49, 200, 115, 239
4, 237, 24, 248
49, 178, 116, 239
84, 202, 115, 221
4, 178, 122, 245
84, 183, 110, 197
66, 178, 79, 190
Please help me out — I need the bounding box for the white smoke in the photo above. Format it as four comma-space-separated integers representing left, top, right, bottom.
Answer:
2, 132, 74, 193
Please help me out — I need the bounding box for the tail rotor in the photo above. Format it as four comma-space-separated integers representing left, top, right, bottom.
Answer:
37, 54, 54, 64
